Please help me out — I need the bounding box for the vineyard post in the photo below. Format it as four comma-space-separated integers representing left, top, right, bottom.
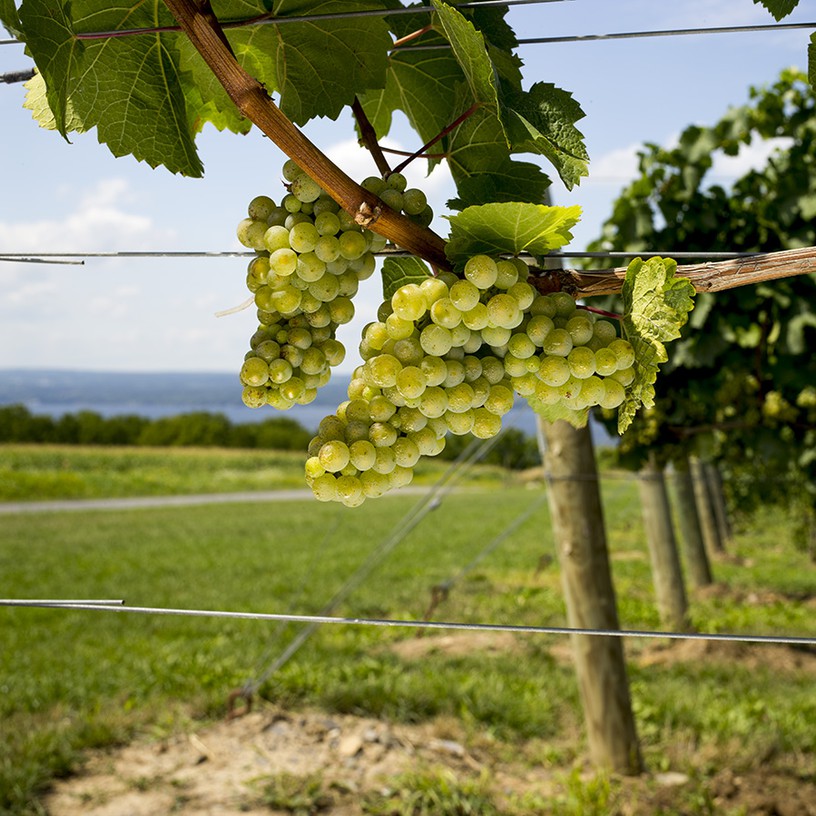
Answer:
537, 418, 642, 774
670, 459, 714, 588
705, 463, 734, 552
637, 454, 690, 631
691, 458, 725, 555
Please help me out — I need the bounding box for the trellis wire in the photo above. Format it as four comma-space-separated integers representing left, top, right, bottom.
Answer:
238, 434, 502, 695
3, 599, 815, 647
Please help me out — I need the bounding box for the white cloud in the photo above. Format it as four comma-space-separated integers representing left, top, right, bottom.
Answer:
588, 143, 642, 182
710, 135, 793, 180
0, 178, 176, 253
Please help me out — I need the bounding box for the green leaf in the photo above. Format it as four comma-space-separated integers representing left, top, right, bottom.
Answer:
23, 70, 86, 133
382, 256, 432, 300
233, 0, 391, 125
445, 202, 581, 266
502, 82, 589, 190
618, 257, 696, 434
753, 0, 799, 21
447, 158, 551, 210
0, 0, 22, 38
809, 32, 816, 90
431, 0, 502, 124
18, 0, 82, 137
526, 396, 590, 429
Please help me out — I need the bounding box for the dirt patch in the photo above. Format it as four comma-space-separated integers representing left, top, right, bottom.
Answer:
388, 630, 523, 661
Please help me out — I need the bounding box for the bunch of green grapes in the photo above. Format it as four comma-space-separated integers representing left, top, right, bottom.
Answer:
305, 254, 635, 506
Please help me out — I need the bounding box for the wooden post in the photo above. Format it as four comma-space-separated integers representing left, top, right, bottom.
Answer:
690, 457, 724, 554
705, 463, 734, 552
637, 455, 690, 630
538, 418, 642, 775
670, 459, 714, 588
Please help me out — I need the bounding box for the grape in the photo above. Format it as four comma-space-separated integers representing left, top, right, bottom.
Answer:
392, 283, 427, 321
248, 195, 276, 221
541, 328, 573, 357
494, 260, 519, 290
402, 188, 427, 215
486, 294, 520, 329
291, 173, 322, 203
538, 355, 571, 387
319, 440, 350, 472
464, 255, 499, 289
567, 346, 596, 379
420, 324, 453, 356
566, 314, 594, 346
430, 298, 463, 329
420, 277, 449, 308
485, 384, 514, 416
609, 338, 636, 369
395, 366, 427, 399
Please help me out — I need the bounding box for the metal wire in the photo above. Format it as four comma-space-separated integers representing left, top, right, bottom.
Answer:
0, 0, 573, 46
4, 599, 815, 647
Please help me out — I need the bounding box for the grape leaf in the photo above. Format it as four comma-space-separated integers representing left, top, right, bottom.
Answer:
618, 257, 696, 434
447, 158, 551, 210
231, 0, 391, 125
23, 70, 86, 133
0, 0, 22, 38
809, 33, 816, 91
502, 82, 589, 190
526, 395, 590, 429
445, 202, 581, 267
382, 255, 432, 300
753, 0, 799, 21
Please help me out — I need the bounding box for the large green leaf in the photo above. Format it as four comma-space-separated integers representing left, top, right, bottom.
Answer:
618, 257, 696, 434
445, 202, 581, 266
231, 0, 391, 125
0, 0, 22, 38
809, 32, 816, 91
753, 0, 799, 20
447, 158, 551, 210
22, 70, 86, 133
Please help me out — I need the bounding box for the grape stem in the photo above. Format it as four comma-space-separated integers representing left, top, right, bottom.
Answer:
579, 304, 622, 320
351, 97, 392, 177
392, 25, 434, 48
391, 103, 481, 175
162, 0, 450, 271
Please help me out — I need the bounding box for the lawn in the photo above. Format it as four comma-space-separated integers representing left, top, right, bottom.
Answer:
0, 447, 814, 815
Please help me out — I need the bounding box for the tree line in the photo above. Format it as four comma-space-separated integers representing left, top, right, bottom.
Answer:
0, 403, 540, 470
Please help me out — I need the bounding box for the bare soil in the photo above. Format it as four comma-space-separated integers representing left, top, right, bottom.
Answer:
45, 634, 816, 816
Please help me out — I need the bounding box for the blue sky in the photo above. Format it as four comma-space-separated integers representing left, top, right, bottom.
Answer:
0, 0, 811, 374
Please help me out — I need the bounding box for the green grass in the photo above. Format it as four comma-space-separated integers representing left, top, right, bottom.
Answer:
0, 443, 512, 501
0, 448, 814, 814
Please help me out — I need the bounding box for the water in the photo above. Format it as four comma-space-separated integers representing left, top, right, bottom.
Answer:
0, 368, 614, 443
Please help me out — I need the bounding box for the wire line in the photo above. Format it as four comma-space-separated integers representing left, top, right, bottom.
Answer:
4, 600, 815, 647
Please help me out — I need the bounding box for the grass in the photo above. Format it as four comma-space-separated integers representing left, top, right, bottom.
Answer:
0, 447, 814, 814
0, 443, 513, 501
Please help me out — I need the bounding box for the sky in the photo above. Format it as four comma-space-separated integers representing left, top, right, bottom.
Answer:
0, 0, 812, 375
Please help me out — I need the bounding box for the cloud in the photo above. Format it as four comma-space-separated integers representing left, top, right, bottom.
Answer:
710, 136, 793, 180
587, 143, 642, 182
0, 178, 176, 253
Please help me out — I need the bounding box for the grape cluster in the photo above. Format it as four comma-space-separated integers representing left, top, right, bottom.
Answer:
306, 254, 635, 506
235, 162, 418, 409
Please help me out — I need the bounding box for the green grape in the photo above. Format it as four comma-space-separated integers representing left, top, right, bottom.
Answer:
236, 218, 268, 250
591, 347, 615, 376
291, 174, 322, 203
361, 175, 387, 195
486, 294, 521, 329
609, 338, 636, 369
421, 355, 448, 387
484, 384, 514, 416
533, 381, 561, 405
300, 346, 327, 376
369, 395, 396, 422
481, 325, 512, 348
443, 359, 466, 388
430, 298, 463, 329
365, 354, 402, 388
462, 303, 490, 331
338, 231, 368, 260
529, 295, 557, 318
418, 276, 449, 309
304, 455, 325, 482
566, 314, 594, 346
390, 465, 414, 489
610, 366, 635, 387
287, 327, 312, 349
372, 445, 396, 474
272, 287, 302, 314
393, 337, 424, 366
538, 355, 571, 387
264, 225, 291, 253
282, 193, 302, 214
502, 354, 528, 378
446, 382, 475, 413
392, 438, 420, 470
309, 274, 340, 302
526, 314, 554, 346
551, 292, 577, 317
507, 332, 536, 359
311, 473, 338, 502
449, 324, 471, 348
397, 406, 428, 432
541, 328, 573, 357
445, 409, 475, 435
295, 252, 325, 283
392, 283, 427, 321
364, 322, 389, 351
471, 407, 502, 439
336, 474, 364, 506
449, 279, 480, 312
567, 346, 596, 378
385, 313, 415, 340
280, 376, 306, 401
281, 159, 302, 182
386, 171, 408, 192
407, 427, 439, 455
270, 247, 298, 277
268, 358, 293, 384
462, 356, 483, 381
241, 385, 267, 408
402, 187, 427, 215
267, 391, 296, 410
318, 439, 351, 472
598, 378, 626, 409
480, 356, 506, 385
494, 260, 519, 290
361, 470, 390, 498
248, 195, 276, 221
464, 255, 499, 289
512, 373, 537, 397
593, 320, 618, 344
579, 375, 605, 406
314, 235, 340, 263
369, 421, 398, 447
419, 324, 453, 356
419, 386, 448, 418
380, 188, 404, 211
255, 340, 281, 362
313, 210, 341, 236
349, 439, 377, 471
396, 366, 427, 399
507, 281, 535, 310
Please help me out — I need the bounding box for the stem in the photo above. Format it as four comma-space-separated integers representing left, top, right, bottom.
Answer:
380, 146, 447, 160
392, 25, 433, 48
162, 0, 450, 271
351, 97, 391, 177
392, 102, 481, 175
578, 304, 622, 320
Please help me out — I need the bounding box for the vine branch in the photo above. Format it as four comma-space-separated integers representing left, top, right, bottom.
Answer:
351, 97, 391, 177
552, 245, 816, 298
162, 0, 450, 271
